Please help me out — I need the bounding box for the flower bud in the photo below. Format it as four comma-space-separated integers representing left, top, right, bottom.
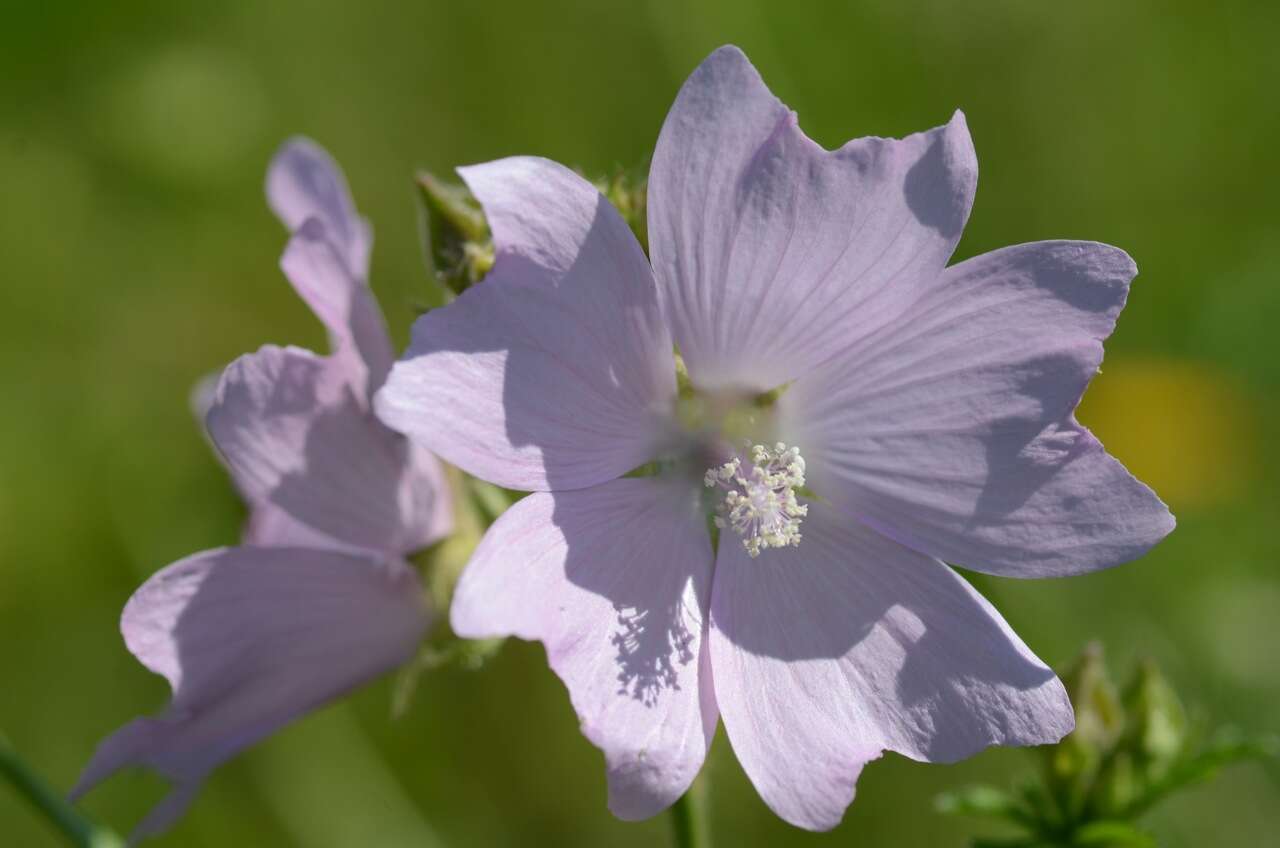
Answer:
416, 171, 492, 297
1121, 658, 1188, 780
1044, 643, 1124, 817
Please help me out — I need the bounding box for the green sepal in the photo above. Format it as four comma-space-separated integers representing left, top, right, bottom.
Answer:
415, 171, 493, 297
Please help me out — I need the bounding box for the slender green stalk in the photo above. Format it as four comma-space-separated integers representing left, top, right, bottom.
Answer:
0, 736, 123, 847
669, 772, 712, 848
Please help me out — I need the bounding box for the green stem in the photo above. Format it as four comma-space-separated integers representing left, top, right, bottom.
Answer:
0, 736, 123, 847
669, 773, 711, 848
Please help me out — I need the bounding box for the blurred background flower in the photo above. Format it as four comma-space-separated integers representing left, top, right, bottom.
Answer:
1, 1, 1276, 845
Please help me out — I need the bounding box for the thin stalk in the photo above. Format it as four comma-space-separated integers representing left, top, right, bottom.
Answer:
669, 772, 711, 848
0, 736, 123, 847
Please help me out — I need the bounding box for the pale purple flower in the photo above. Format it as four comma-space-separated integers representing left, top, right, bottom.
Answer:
72, 139, 451, 841
375, 46, 1174, 829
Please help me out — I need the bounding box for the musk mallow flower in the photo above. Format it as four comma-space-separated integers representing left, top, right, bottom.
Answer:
375, 45, 1175, 829
72, 138, 452, 841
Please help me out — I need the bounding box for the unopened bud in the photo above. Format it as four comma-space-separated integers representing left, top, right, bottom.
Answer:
416, 171, 493, 297
1122, 658, 1188, 780
1044, 643, 1124, 817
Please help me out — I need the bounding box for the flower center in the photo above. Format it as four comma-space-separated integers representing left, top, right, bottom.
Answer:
704, 442, 808, 558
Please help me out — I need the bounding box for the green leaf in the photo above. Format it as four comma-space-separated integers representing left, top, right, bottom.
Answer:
936, 785, 1018, 817
936, 784, 1039, 829
1073, 820, 1156, 847
1121, 729, 1279, 818
1015, 779, 1066, 832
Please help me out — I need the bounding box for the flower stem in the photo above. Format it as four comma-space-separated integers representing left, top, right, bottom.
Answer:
669, 773, 712, 848
0, 735, 123, 847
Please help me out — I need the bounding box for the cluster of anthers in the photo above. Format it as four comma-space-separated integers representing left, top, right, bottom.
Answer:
704, 442, 808, 558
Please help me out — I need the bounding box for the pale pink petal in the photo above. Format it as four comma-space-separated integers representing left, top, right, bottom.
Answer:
266, 136, 372, 278
376, 157, 675, 492
244, 502, 355, 550
71, 547, 427, 841
207, 345, 451, 556
402, 438, 455, 551
194, 368, 441, 552
279, 218, 395, 398
648, 45, 976, 391
781, 241, 1174, 578
193, 368, 373, 549
709, 502, 1072, 830
451, 478, 716, 818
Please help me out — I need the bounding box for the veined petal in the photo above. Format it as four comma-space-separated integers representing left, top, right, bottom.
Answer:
376, 157, 675, 492
207, 345, 451, 557
71, 547, 427, 841
279, 218, 395, 398
782, 241, 1174, 578
266, 136, 373, 278
244, 503, 342, 548
403, 438, 455, 550
194, 370, 408, 551
451, 477, 716, 819
648, 45, 976, 392
709, 503, 1072, 831
245, 454, 451, 555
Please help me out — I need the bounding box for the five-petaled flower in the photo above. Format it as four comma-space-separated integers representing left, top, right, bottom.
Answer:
375, 46, 1174, 829
71, 139, 452, 842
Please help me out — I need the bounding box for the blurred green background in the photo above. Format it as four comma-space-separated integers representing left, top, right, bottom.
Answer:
2, 0, 1277, 845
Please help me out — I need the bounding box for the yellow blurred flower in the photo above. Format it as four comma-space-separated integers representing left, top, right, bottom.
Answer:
1078, 357, 1258, 511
